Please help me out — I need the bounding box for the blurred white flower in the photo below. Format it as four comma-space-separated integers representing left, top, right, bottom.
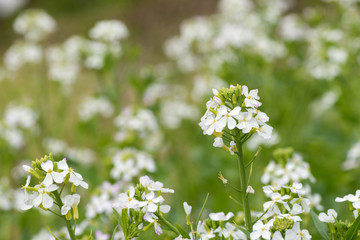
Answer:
89, 20, 129, 43
13, 9, 56, 42
4, 40, 42, 71
78, 96, 114, 121
0, 0, 27, 18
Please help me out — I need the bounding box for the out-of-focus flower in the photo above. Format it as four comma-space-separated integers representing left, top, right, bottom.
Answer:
89, 20, 129, 43
13, 9, 56, 42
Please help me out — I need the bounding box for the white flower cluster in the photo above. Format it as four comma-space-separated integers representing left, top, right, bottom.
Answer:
84, 20, 128, 70
160, 100, 200, 129
335, 190, 360, 218
4, 40, 42, 71
262, 153, 315, 186
175, 207, 247, 240
262, 149, 323, 211
110, 148, 156, 181
89, 20, 129, 44
0, 104, 38, 149
114, 107, 161, 150
86, 181, 124, 219
250, 184, 312, 240
13, 9, 56, 42
78, 96, 114, 121
317, 189, 360, 238
199, 84, 272, 154
164, 0, 289, 73
43, 138, 96, 164
46, 36, 84, 87
114, 176, 174, 237
22, 155, 88, 221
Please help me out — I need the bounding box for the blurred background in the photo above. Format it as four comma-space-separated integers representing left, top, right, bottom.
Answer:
1, 0, 360, 239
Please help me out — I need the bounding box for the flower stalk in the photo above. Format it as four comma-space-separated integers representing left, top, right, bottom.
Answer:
235, 131, 253, 232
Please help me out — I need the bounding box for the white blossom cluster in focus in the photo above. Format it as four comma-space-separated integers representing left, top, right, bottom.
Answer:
199, 84, 272, 154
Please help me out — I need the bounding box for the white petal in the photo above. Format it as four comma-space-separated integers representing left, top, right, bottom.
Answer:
160, 205, 171, 213
227, 117, 236, 130
52, 172, 64, 184
33, 194, 42, 207
42, 194, 54, 209
57, 158, 69, 170
148, 202, 158, 212
43, 173, 53, 187
41, 160, 53, 171
61, 205, 71, 215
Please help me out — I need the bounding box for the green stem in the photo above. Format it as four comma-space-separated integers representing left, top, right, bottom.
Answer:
155, 213, 180, 236
53, 191, 77, 240
235, 133, 253, 232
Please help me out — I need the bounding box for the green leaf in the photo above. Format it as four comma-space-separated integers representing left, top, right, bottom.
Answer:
110, 225, 118, 240
113, 208, 122, 224
345, 214, 360, 240
175, 224, 191, 239
121, 208, 129, 235
196, 193, 210, 224
310, 209, 330, 240
236, 225, 250, 239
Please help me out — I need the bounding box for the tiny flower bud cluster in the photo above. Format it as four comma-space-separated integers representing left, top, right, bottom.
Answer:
199, 84, 272, 154
21, 154, 88, 220
250, 184, 312, 240
113, 176, 174, 238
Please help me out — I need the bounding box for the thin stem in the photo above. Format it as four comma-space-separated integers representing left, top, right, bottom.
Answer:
235, 132, 253, 232
155, 212, 180, 236
53, 191, 77, 240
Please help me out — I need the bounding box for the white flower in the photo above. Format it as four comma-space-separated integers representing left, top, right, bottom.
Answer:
273, 231, 284, 240
242, 85, 262, 108
89, 20, 128, 43
284, 222, 312, 240
250, 220, 273, 240
41, 160, 64, 187
318, 209, 337, 223
183, 202, 192, 215
57, 158, 88, 189
197, 221, 216, 239
143, 212, 163, 235
287, 183, 306, 195
61, 194, 80, 218
215, 222, 247, 239
247, 185, 255, 194
33, 184, 58, 209
144, 191, 164, 213
13, 9, 56, 42
209, 212, 234, 221
256, 124, 273, 139
213, 137, 224, 148
236, 111, 259, 133
215, 105, 241, 130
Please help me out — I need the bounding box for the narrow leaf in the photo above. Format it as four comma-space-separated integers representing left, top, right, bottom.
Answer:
110, 225, 118, 240
175, 224, 191, 239
310, 209, 330, 240
345, 214, 360, 240
196, 193, 209, 224
113, 208, 122, 224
